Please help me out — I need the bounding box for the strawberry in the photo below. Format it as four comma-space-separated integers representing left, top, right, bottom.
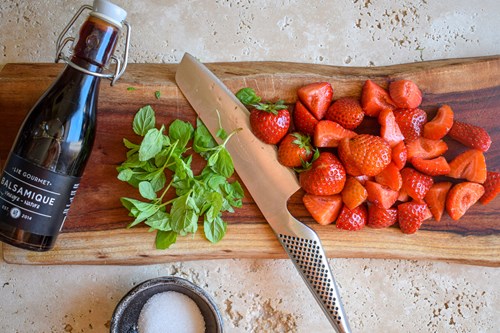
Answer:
398, 201, 431, 234
447, 149, 487, 183
249, 100, 290, 144
336, 204, 367, 231
423, 104, 454, 140
389, 79, 423, 109
277, 132, 314, 168
397, 188, 410, 202
324, 97, 364, 130
299, 152, 346, 195
303, 194, 343, 225
297, 82, 333, 120
448, 120, 492, 152
480, 171, 500, 205
313, 120, 356, 147
446, 182, 485, 220
293, 101, 318, 136
424, 182, 452, 222
354, 174, 372, 185
338, 134, 392, 177
400, 167, 434, 201
365, 180, 399, 209
338, 138, 363, 176
406, 137, 448, 160
368, 204, 398, 229
393, 108, 427, 142
341, 177, 368, 210
374, 162, 402, 191
379, 108, 405, 147
411, 156, 450, 176
392, 141, 407, 170
361, 80, 396, 117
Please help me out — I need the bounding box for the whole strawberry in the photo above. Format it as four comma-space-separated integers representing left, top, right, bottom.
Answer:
299, 152, 346, 195
249, 102, 290, 144
278, 132, 314, 168
325, 97, 364, 130
236, 87, 290, 144
338, 134, 392, 177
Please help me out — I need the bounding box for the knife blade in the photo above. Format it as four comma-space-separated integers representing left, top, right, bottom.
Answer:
175, 53, 351, 333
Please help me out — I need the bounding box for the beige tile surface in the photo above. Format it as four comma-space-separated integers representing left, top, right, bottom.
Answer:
0, 0, 499, 332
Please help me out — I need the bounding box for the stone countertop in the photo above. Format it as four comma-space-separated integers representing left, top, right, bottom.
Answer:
0, 1, 499, 332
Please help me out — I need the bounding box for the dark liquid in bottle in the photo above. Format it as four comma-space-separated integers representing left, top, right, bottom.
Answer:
0, 16, 120, 251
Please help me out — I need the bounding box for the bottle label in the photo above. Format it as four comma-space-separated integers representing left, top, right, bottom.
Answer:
0, 153, 80, 236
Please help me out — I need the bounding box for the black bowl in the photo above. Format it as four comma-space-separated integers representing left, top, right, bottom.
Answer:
110, 276, 223, 333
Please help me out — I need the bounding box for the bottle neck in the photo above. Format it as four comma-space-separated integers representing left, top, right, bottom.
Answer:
71, 15, 120, 73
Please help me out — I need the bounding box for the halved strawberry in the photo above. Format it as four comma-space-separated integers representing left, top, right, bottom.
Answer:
480, 171, 500, 205
374, 162, 402, 191
325, 97, 364, 130
303, 194, 343, 225
299, 152, 346, 195
447, 149, 487, 184
446, 182, 485, 220
448, 120, 492, 152
336, 204, 367, 231
297, 82, 333, 120
389, 79, 423, 109
424, 182, 452, 221
365, 180, 399, 209
394, 108, 427, 142
341, 177, 368, 210
398, 201, 432, 234
367, 205, 398, 229
278, 132, 314, 168
293, 101, 318, 136
406, 137, 448, 160
313, 120, 356, 147
411, 156, 450, 176
361, 80, 397, 117
392, 141, 407, 170
423, 104, 454, 140
379, 108, 405, 147
400, 167, 434, 202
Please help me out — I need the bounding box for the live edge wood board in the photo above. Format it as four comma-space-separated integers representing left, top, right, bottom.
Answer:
1, 56, 499, 266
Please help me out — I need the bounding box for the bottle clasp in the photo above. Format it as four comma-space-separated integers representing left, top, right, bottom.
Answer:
55, 4, 131, 86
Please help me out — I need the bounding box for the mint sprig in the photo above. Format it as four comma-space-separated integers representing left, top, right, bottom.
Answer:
117, 105, 243, 249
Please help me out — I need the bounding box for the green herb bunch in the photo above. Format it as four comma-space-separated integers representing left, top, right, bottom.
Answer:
117, 105, 244, 249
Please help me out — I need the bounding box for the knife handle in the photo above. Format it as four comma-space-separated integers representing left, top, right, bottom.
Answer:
276, 214, 351, 333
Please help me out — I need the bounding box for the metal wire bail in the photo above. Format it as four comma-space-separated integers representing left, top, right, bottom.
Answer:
55, 4, 131, 86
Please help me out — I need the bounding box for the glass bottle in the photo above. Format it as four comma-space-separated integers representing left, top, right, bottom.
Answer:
0, 0, 129, 251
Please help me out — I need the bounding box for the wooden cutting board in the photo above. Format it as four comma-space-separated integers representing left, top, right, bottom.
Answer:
1, 57, 499, 266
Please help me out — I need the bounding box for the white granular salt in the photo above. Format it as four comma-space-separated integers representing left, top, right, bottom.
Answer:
137, 291, 206, 333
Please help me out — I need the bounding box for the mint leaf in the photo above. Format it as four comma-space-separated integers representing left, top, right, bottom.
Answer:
236, 87, 261, 105
155, 91, 161, 99
169, 119, 194, 150
204, 215, 227, 243
139, 181, 157, 200
139, 126, 164, 161
155, 230, 177, 249
133, 105, 155, 136
118, 106, 243, 250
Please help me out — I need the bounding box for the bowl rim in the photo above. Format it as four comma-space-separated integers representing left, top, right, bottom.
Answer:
110, 275, 224, 333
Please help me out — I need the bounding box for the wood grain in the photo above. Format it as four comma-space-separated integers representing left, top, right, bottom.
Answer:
1, 56, 499, 265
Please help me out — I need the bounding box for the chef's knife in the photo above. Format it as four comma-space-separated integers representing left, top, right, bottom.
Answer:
175, 53, 351, 333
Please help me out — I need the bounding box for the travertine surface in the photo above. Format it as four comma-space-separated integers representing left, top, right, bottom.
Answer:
0, 1, 499, 332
